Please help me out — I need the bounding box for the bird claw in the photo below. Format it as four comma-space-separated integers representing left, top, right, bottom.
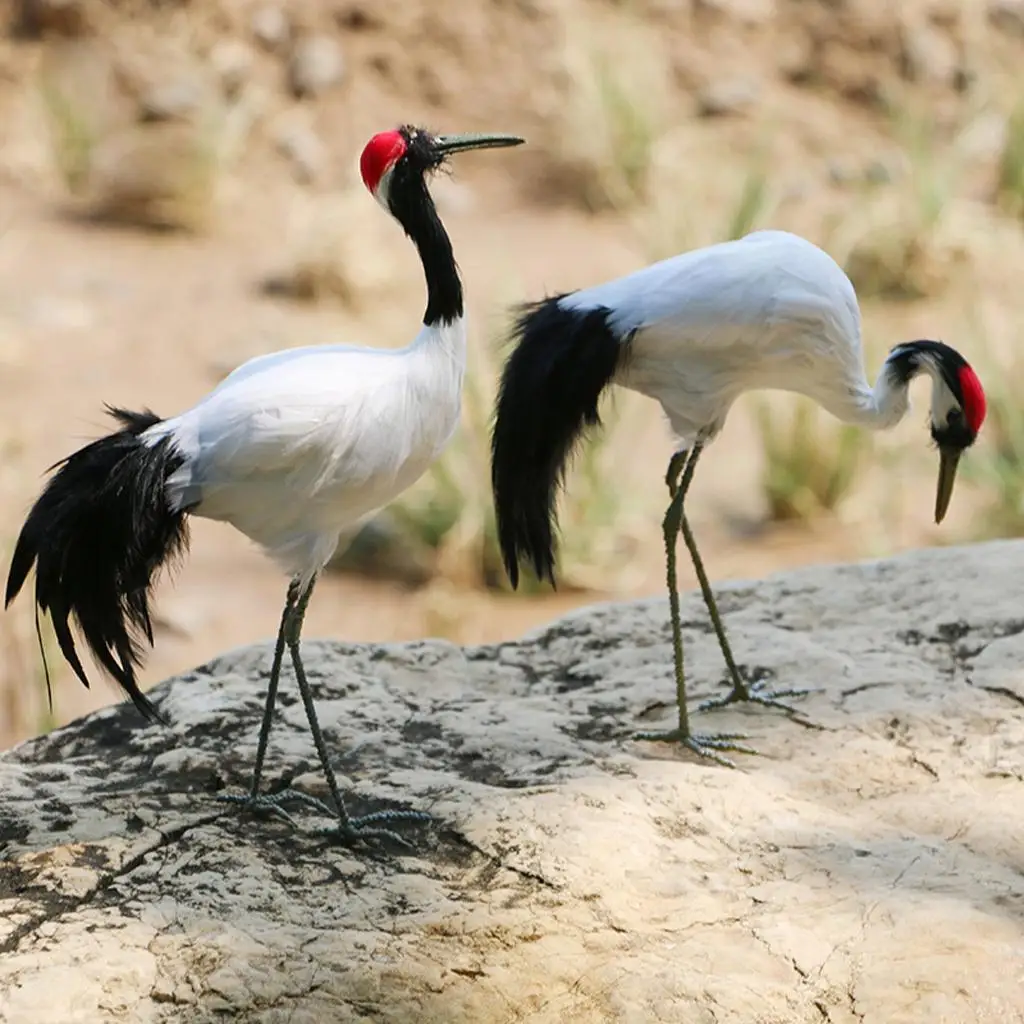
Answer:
697, 678, 816, 716
312, 809, 432, 852
633, 728, 758, 768
218, 791, 431, 850
216, 787, 336, 828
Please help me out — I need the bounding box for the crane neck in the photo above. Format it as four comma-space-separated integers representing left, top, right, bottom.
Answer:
390, 175, 463, 328
841, 342, 949, 430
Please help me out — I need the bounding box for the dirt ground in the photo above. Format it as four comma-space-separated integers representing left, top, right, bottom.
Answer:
1, 0, 1021, 746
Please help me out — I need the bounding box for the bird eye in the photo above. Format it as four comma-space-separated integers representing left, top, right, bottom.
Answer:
947, 408, 963, 425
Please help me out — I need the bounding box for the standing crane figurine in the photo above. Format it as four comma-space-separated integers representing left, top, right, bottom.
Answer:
491, 229, 986, 765
6, 125, 525, 847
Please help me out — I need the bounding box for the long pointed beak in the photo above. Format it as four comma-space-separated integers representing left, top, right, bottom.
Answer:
934, 446, 963, 524
432, 132, 525, 156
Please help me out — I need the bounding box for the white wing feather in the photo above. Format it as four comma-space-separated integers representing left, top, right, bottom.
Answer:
147, 326, 464, 578
563, 231, 867, 443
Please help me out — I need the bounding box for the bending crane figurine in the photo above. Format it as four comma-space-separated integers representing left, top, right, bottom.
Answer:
490, 229, 986, 764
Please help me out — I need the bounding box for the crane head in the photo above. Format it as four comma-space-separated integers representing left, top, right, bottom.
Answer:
890, 340, 986, 525
886, 340, 986, 524
929, 353, 985, 526
359, 126, 524, 212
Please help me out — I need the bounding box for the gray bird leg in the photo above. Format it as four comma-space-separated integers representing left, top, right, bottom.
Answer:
284, 576, 431, 849
219, 576, 430, 848
670, 457, 812, 715
218, 579, 335, 826
634, 445, 756, 766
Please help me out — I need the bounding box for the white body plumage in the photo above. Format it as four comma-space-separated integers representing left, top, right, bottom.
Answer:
491, 226, 985, 759
6, 125, 525, 844
563, 230, 906, 446
492, 227, 985, 594
146, 321, 465, 585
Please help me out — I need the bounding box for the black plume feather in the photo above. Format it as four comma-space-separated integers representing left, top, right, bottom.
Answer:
5, 406, 190, 720
490, 297, 628, 589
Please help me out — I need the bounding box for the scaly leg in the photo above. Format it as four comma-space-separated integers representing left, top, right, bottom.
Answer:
218, 579, 336, 826
634, 445, 755, 767
671, 454, 811, 715
284, 575, 431, 849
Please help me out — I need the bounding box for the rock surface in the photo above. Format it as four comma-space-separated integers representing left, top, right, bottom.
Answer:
2, 542, 1024, 1023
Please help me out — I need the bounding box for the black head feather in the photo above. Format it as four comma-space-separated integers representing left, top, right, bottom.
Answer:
886, 339, 983, 450
384, 126, 462, 328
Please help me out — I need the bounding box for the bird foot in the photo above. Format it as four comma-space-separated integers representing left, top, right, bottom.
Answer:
218, 790, 431, 850
312, 808, 433, 852
697, 678, 815, 716
632, 728, 757, 768
216, 788, 335, 829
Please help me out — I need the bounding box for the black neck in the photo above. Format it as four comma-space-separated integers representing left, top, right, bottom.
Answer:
885, 339, 965, 397
388, 175, 463, 327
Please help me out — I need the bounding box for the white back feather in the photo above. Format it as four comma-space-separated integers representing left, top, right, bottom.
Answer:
148, 321, 466, 582
563, 231, 870, 444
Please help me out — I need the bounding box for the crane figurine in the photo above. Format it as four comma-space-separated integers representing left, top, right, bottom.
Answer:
491, 229, 987, 764
6, 125, 525, 848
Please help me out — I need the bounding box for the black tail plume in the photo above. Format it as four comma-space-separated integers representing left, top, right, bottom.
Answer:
5, 406, 190, 720
490, 296, 628, 589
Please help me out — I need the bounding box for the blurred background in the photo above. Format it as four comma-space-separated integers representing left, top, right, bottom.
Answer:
1, 0, 1023, 748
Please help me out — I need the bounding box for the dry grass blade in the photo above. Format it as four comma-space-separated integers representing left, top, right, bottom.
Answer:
539, 10, 665, 214
838, 105, 959, 302
37, 34, 232, 233
962, 357, 1024, 539
37, 39, 120, 197
753, 396, 869, 523
725, 163, 772, 242
0, 557, 62, 744
996, 99, 1024, 218
262, 188, 405, 306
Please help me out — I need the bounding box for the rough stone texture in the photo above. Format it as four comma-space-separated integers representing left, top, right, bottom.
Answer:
2, 542, 1024, 1023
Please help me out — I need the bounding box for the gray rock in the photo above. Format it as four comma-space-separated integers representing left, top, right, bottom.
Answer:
777, 35, 816, 84
828, 159, 859, 185
900, 22, 959, 86
209, 39, 255, 99
696, 77, 759, 117
862, 160, 890, 184
695, 0, 776, 24
250, 3, 290, 52
958, 111, 1009, 162
272, 111, 326, 184
989, 0, 1024, 36
288, 34, 345, 99
3, 542, 1024, 1021
138, 77, 207, 124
